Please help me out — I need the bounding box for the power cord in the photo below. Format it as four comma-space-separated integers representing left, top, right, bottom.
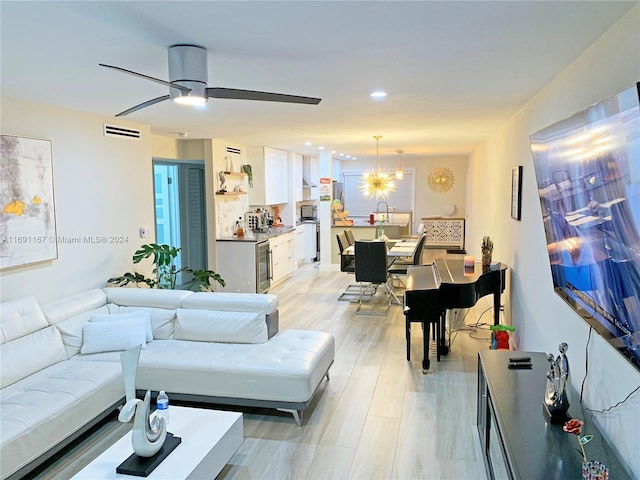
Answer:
580, 325, 640, 414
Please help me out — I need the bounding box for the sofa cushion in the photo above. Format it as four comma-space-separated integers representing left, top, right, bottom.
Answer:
103, 287, 193, 310
0, 359, 124, 478
0, 326, 67, 389
181, 292, 279, 315
42, 289, 107, 326
174, 309, 267, 344
50, 306, 109, 358
107, 304, 175, 340
81, 319, 147, 354
90, 310, 153, 342
0, 296, 48, 344
130, 330, 335, 403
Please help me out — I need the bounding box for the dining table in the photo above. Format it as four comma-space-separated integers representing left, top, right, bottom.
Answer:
342, 238, 418, 259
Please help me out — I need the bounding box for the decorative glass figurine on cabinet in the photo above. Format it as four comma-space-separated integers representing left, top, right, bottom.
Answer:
543, 342, 571, 423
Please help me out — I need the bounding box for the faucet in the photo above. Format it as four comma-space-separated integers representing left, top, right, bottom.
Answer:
376, 201, 389, 223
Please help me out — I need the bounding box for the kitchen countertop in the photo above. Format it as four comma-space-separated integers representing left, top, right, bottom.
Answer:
217, 225, 296, 242
332, 222, 408, 228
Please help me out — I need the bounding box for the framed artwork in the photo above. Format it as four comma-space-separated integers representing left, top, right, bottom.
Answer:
511, 165, 522, 220
1, 134, 58, 269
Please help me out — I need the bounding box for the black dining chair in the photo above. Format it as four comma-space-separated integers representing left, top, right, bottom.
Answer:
354, 240, 394, 316
388, 233, 427, 287
344, 229, 356, 246
337, 233, 365, 301
337, 232, 354, 273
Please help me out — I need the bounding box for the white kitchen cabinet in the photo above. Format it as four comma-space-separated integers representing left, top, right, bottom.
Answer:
292, 152, 303, 202
295, 225, 305, 265
247, 146, 289, 205
269, 231, 295, 285
303, 222, 317, 262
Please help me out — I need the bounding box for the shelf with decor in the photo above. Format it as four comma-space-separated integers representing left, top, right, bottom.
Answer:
215, 192, 247, 196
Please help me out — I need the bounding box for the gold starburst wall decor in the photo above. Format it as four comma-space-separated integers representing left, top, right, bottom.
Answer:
359, 135, 396, 199
427, 166, 455, 193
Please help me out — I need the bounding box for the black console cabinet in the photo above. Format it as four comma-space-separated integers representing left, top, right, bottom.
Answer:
477, 350, 631, 480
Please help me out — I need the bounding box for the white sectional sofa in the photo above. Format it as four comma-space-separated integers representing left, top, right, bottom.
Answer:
0, 288, 335, 480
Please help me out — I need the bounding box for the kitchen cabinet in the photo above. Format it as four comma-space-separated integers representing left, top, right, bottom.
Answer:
477, 350, 630, 480
422, 217, 465, 249
247, 146, 289, 205
269, 232, 295, 285
303, 222, 317, 262
292, 152, 303, 202
295, 225, 305, 265
215, 240, 270, 293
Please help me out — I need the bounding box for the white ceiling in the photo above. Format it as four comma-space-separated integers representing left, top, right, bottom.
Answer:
1, 1, 636, 163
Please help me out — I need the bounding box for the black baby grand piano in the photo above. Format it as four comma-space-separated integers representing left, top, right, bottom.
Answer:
404, 258, 507, 371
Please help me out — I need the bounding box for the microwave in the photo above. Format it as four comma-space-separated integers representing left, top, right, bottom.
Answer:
301, 205, 317, 220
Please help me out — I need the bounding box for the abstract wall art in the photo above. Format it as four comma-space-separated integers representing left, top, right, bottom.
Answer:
1, 134, 58, 269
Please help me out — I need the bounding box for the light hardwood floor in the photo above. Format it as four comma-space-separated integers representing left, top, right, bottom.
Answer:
31, 249, 495, 480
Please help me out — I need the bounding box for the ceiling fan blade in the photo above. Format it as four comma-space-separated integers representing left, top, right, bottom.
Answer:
99, 64, 191, 93
206, 87, 321, 105
115, 95, 171, 117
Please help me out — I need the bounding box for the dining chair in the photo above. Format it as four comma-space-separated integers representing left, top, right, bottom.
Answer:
401, 221, 425, 240
388, 233, 427, 287
354, 240, 395, 316
337, 233, 354, 273
337, 233, 368, 301
344, 229, 356, 246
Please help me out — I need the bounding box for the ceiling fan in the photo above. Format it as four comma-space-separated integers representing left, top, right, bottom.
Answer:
100, 44, 322, 117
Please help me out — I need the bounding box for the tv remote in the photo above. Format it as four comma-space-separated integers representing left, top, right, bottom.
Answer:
508, 362, 532, 369
509, 356, 531, 363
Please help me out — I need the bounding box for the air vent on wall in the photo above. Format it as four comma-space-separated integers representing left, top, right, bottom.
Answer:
226, 146, 242, 156
103, 124, 141, 140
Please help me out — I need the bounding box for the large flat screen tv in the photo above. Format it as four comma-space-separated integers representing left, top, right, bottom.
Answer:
530, 83, 640, 371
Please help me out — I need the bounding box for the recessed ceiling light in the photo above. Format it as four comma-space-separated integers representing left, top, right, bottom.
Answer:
331, 150, 336, 154
370, 91, 387, 98
305, 141, 312, 146
318, 146, 325, 150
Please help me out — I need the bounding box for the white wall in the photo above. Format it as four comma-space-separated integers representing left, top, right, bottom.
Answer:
0, 97, 155, 304
467, 6, 640, 476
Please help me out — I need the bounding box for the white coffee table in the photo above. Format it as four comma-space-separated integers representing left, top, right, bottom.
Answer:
72, 406, 243, 479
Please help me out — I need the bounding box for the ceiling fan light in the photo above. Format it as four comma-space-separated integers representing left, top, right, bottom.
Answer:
173, 95, 207, 105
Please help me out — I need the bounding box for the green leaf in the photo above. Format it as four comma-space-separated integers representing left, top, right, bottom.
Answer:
580, 435, 593, 445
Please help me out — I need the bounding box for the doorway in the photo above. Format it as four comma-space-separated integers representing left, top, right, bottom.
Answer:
153, 159, 207, 287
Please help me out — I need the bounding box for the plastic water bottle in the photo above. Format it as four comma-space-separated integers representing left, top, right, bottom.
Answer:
156, 390, 169, 426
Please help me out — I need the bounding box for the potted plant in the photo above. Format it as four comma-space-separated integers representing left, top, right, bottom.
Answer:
107, 243, 225, 291
481, 236, 494, 266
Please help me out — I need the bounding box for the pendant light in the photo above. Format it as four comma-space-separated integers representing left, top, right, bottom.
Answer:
395, 149, 404, 180
359, 135, 396, 199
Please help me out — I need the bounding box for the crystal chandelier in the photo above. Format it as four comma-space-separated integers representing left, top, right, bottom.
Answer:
360, 135, 396, 199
